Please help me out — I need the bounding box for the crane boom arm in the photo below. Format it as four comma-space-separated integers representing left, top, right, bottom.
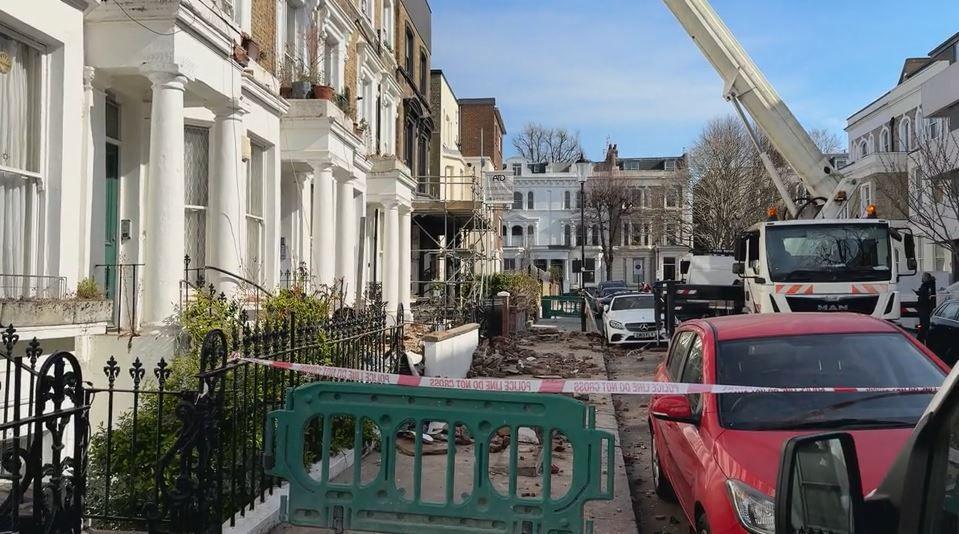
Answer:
663, 0, 845, 212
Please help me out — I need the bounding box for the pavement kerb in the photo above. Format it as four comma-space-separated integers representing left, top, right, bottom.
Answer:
582, 344, 640, 533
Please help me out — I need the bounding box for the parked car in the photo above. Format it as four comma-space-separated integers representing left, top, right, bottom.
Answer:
649, 313, 947, 534
597, 280, 627, 292
594, 287, 635, 314
927, 299, 959, 366
773, 334, 959, 533
603, 293, 662, 344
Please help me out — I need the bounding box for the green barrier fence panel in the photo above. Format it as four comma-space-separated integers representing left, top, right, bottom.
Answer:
265, 381, 615, 534
541, 296, 582, 319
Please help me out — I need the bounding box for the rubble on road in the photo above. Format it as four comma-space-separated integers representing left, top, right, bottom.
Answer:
469, 329, 601, 378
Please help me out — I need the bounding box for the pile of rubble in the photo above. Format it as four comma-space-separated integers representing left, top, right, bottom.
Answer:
403, 322, 432, 353
469, 329, 600, 379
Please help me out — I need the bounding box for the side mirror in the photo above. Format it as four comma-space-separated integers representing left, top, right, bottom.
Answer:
904, 233, 917, 273
734, 235, 747, 261
775, 432, 864, 534
650, 395, 698, 425
732, 262, 745, 275
603, 304, 610, 313
680, 260, 691, 276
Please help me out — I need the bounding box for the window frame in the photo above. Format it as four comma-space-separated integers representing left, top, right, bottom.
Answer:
900, 117, 913, 151
527, 191, 534, 209
418, 48, 428, 92
665, 185, 682, 209
0, 29, 44, 180
404, 25, 414, 75
680, 334, 706, 414
859, 182, 874, 216
666, 330, 695, 379
246, 143, 266, 283
184, 125, 211, 268
936, 302, 959, 321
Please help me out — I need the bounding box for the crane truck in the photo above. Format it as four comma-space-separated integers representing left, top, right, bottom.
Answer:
662, 0, 917, 319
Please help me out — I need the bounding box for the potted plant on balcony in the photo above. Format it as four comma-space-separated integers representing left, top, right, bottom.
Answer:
279, 51, 296, 98
241, 32, 261, 63
305, 15, 335, 101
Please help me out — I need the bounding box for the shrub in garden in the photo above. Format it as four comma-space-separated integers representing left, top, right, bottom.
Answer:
84, 286, 378, 527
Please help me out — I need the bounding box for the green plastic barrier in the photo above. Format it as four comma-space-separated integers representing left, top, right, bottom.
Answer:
264, 381, 615, 533
541, 296, 582, 319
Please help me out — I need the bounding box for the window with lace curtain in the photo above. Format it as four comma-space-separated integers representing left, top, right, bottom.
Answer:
246, 144, 265, 283
0, 30, 42, 294
184, 126, 209, 269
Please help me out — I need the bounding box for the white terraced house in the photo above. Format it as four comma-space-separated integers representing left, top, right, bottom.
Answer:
0, 0, 420, 379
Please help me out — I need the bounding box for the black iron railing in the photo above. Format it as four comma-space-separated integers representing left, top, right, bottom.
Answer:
181, 255, 273, 319
83, 290, 405, 532
93, 263, 143, 333
0, 325, 89, 533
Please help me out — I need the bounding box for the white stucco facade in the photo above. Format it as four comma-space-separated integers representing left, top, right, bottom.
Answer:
0, 0, 88, 299
500, 157, 601, 292
0, 0, 417, 364
501, 154, 691, 291
844, 38, 958, 275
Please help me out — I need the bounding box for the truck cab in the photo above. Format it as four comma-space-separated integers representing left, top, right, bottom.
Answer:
734, 218, 916, 319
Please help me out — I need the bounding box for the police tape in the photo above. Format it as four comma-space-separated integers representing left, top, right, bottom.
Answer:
235, 357, 941, 396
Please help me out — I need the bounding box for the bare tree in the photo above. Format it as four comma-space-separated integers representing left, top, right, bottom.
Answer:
878, 130, 959, 281
583, 171, 648, 280
684, 116, 783, 251
512, 122, 583, 163
810, 128, 844, 154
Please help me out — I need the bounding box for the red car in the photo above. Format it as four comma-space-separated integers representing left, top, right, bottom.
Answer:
648, 313, 948, 534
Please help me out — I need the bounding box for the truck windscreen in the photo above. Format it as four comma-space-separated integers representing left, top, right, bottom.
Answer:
765, 224, 891, 283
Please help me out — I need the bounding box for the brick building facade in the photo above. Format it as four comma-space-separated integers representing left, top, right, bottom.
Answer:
395, 0, 433, 179
459, 98, 506, 170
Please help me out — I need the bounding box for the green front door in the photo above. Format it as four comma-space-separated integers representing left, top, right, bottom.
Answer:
104, 143, 120, 300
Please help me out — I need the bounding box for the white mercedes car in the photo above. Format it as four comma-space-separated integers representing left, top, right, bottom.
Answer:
603, 292, 663, 345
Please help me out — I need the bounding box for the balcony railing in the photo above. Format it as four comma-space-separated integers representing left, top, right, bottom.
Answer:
0, 274, 67, 300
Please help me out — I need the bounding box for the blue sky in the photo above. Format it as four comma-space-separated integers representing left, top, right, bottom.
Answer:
430, 0, 959, 160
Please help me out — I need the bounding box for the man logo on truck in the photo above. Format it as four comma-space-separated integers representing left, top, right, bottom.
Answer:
817, 303, 850, 311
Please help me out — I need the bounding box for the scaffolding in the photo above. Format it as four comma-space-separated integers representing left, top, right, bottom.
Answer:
411, 168, 512, 325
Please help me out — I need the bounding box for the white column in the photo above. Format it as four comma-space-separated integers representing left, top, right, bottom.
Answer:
296, 171, 312, 274
382, 201, 400, 311
208, 99, 246, 290
79, 66, 97, 279
335, 178, 357, 300
141, 67, 188, 325
312, 163, 335, 285
399, 205, 412, 315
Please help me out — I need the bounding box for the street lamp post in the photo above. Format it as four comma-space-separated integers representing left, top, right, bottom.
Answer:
574, 154, 590, 332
